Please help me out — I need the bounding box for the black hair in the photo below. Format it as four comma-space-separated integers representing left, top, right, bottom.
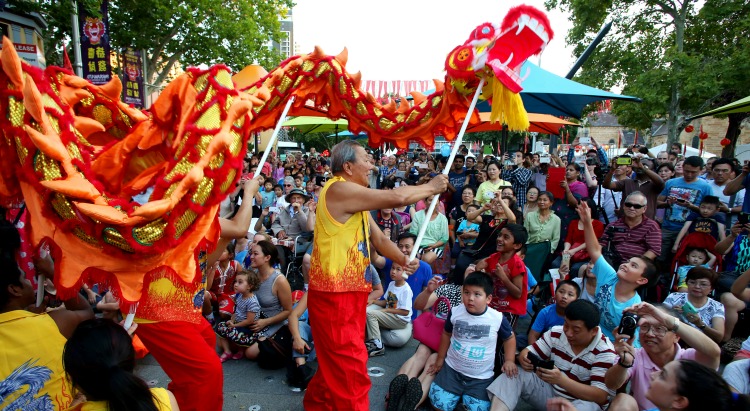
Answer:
466, 203, 481, 212
273, 184, 283, 191
700, 195, 720, 207
463, 271, 493, 296
712, 157, 734, 170
657, 162, 675, 173
0, 217, 22, 309
556, 279, 581, 298
254, 240, 280, 266
225, 242, 235, 258
567, 163, 582, 172
381, 179, 396, 189
462, 185, 477, 196
538, 191, 555, 202
685, 266, 718, 288
684, 155, 705, 168
502, 223, 528, 246
454, 154, 465, 162
64, 319, 160, 411
584, 198, 599, 221
564, 299, 600, 330
676, 359, 750, 411
517, 244, 527, 256
397, 232, 418, 245
634, 255, 658, 290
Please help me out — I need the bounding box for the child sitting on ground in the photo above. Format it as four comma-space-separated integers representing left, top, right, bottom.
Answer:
527, 280, 580, 345
427, 271, 517, 411
675, 247, 716, 291
366, 263, 413, 357
214, 270, 264, 362
672, 195, 726, 251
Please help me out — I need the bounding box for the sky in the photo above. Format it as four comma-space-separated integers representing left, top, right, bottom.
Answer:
291, 0, 578, 87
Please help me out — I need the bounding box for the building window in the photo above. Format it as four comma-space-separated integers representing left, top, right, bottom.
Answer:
280, 31, 290, 58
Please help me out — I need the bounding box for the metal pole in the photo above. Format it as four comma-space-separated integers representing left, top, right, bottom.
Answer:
408, 78, 486, 274
71, 0, 83, 77
565, 21, 612, 79
254, 97, 295, 180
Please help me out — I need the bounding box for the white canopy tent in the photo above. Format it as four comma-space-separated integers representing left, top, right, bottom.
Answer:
648, 143, 716, 160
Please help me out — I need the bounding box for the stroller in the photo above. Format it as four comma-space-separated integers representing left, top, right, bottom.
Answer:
669, 232, 723, 292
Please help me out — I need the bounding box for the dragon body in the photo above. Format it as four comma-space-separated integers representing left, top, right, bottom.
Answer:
0, 5, 551, 321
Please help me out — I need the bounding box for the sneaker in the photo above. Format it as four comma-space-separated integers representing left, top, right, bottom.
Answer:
399, 377, 423, 411
386, 374, 409, 411
368, 343, 385, 357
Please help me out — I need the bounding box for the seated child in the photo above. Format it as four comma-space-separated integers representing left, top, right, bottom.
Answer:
260, 180, 276, 209
572, 262, 597, 303
528, 280, 580, 345
427, 271, 517, 411
366, 263, 413, 357
215, 270, 264, 362
64, 319, 179, 411
675, 247, 716, 291
672, 195, 726, 251
451, 204, 481, 259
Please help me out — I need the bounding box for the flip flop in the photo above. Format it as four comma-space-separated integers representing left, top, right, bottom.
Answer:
231, 352, 244, 360
219, 352, 232, 363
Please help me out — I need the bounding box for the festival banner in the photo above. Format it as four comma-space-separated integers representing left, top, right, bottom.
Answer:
78, 0, 112, 85
121, 48, 144, 108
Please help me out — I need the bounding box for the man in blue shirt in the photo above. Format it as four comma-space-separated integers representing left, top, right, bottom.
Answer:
657, 156, 714, 265
371, 232, 432, 320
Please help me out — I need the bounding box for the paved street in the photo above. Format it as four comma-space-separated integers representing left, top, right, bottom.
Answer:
135, 317, 536, 411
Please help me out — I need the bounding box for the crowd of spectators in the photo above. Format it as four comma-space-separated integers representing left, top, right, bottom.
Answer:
7, 138, 750, 411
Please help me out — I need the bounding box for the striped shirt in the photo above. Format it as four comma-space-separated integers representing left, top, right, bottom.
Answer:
599, 217, 662, 262
528, 325, 616, 401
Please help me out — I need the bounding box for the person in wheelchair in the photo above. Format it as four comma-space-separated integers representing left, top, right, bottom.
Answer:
271, 188, 313, 253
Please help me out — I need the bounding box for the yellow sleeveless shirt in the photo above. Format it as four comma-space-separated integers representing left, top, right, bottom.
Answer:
64, 387, 173, 411
309, 176, 373, 293
0, 310, 72, 411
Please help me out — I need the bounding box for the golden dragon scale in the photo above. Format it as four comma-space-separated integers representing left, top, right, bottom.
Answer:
0, 5, 552, 320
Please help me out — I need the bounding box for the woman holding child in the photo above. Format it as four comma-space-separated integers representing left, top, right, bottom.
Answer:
662, 266, 725, 343
243, 240, 293, 364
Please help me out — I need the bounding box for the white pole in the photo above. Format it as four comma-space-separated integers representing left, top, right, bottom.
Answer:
71, 1, 83, 77
35, 276, 45, 307
407, 78, 486, 276
253, 96, 296, 180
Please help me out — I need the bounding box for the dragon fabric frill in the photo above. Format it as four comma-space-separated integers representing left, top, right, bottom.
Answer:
0, 37, 258, 319
0, 5, 553, 319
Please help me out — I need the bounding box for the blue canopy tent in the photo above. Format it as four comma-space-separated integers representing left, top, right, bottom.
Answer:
476, 62, 641, 119
326, 130, 369, 141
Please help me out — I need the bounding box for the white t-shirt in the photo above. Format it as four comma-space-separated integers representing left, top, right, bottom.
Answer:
709, 180, 744, 209
445, 304, 505, 380
384, 282, 413, 322
662, 292, 725, 329
723, 359, 750, 394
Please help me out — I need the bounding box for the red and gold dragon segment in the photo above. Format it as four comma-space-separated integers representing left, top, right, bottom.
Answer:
0, 5, 551, 313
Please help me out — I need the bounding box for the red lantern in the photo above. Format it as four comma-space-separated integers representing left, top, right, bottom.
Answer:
700, 132, 708, 140
684, 124, 694, 133
721, 138, 731, 147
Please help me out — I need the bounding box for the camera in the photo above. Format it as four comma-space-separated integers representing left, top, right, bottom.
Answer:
527, 352, 555, 370
585, 158, 598, 166
618, 312, 639, 338
315, 175, 329, 187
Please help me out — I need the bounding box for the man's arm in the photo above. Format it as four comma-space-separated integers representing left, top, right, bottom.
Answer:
35, 256, 94, 339
218, 179, 260, 239
724, 165, 749, 196
546, 370, 610, 405
731, 268, 750, 299
326, 175, 448, 224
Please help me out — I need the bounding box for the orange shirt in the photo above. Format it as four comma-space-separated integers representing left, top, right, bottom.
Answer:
308, 176, 373, 293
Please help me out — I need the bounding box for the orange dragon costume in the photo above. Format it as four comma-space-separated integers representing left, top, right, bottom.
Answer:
0, 5, 551, 411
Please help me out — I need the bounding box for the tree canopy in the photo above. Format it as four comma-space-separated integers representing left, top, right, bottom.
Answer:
545, 0, 749, 150
11, 0, 294, 87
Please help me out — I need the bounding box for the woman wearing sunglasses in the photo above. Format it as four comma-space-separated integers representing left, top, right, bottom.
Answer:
599, 191, 662, 265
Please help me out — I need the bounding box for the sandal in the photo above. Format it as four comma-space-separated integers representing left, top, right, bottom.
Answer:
219, 352, 232, 363
231, 352, 244, 360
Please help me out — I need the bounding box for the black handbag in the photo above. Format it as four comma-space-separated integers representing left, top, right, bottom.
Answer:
601, 226, 623, 268
257, 325, 293, 370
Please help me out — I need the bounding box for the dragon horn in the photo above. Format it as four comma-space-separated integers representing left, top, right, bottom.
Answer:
40, 174, 101, 202
335, 48, 348, 66
73, 116, 106, 138
410, 91, 427, 105
74, 202, 146, 226
98, 75, 123, 101
350, 71, 362, 90
311, 46, 326, 58
383, 100, 397, 113
22, 72, 45, 123
432, 79, 445, 93
1, 37, 24, 89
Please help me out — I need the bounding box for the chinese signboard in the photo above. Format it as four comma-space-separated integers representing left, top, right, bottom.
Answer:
122, 48, 144, 108
78, 0, 112, 85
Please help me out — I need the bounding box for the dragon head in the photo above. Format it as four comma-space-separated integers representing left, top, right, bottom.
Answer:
445, 5, 553, 93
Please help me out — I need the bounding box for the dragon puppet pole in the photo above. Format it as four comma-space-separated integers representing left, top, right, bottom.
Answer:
253, 96, 297, 180
406, 78, 486, 277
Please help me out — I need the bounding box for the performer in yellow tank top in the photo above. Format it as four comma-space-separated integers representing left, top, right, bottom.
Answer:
304, 141, 447, 411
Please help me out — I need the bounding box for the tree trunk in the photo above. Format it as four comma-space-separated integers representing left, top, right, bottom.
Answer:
721, 113, 749, 158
